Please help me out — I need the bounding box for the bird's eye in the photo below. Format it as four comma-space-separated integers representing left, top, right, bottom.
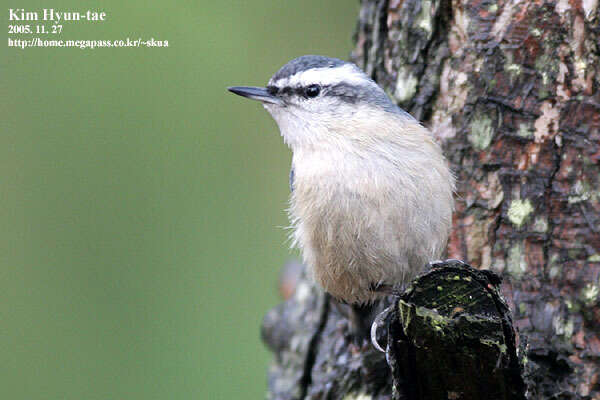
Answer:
305, 84, 321, 98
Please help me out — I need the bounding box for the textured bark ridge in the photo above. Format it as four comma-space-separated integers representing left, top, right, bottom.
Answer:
263, 0, 600, 399
353, 0, 599, 397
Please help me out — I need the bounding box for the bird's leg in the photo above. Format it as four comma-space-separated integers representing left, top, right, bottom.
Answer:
331, 297, 391, 346
350, 303, 379, 345
330, 299, 365, 345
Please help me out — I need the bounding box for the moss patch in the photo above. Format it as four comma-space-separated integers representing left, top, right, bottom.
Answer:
507, 243, 527, 278
507, 199, 534, 227
468, 115, 494, 150
394, 66, 418, 102
517, 123, 534, 139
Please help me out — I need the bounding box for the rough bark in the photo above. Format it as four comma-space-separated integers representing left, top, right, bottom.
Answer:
263, 0, 600, 398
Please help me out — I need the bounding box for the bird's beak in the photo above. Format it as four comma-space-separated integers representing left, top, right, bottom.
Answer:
227, 86, 282, 105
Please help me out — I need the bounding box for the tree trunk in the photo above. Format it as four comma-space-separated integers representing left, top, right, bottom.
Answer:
263, 0, 600, 398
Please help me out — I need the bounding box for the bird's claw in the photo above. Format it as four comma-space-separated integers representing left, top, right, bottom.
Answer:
371, 304, 393, 353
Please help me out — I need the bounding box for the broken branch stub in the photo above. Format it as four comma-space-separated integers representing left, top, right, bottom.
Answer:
382, 260, 526, 400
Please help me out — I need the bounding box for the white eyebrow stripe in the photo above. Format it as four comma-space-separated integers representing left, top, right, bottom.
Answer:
271, 64, 366, 88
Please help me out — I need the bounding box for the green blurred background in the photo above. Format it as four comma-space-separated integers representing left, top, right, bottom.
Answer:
2, 1, 358, 399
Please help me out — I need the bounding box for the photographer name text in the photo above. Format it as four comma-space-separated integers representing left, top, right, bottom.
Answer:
9, 8, 106, 22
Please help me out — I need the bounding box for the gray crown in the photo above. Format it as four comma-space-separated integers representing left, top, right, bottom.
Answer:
270, 55, 349, 82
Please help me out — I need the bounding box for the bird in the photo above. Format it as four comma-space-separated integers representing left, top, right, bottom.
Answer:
228, 55, 454, 337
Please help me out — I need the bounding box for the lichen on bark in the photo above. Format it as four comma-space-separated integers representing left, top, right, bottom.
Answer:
354, 0, 600, 397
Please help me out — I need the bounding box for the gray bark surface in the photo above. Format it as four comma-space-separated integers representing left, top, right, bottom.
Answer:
263, 1, 600, 398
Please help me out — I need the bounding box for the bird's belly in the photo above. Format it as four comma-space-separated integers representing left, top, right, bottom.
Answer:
288, 147, 453, 304
291, 181, 427, 304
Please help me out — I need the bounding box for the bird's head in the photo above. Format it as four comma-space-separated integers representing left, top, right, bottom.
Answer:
228, 55, 416, 150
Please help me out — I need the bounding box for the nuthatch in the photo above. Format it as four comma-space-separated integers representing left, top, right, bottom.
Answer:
229, 55, 454, 309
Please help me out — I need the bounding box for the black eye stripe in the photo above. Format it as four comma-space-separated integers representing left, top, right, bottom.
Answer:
269, 85, 326, 98
265, 81, 409, 115
266, 85, 279, 95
